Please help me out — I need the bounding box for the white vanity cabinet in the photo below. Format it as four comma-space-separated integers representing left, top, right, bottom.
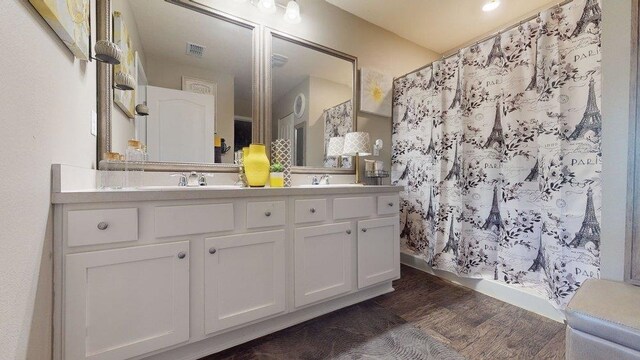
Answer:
53, 186, 402, 360
204, 230, 286, 334
64, 241, 190, 360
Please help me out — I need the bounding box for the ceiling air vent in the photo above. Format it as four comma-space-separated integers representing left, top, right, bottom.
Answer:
272, 53, 289, 68
186, 42, 205, 58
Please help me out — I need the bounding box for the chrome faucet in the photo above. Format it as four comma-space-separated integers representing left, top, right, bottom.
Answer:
311, 174, 331, 185
172, 172, 213, 187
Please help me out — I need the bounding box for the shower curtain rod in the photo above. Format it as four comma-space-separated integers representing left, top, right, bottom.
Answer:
394, 0, 574, 81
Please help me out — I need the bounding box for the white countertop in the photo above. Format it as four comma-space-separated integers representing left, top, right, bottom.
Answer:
51, 185, 404, 204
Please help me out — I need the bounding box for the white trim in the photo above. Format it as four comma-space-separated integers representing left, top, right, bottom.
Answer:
400, 252, 565, 323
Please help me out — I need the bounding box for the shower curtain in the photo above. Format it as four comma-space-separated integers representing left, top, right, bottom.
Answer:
392, 0, 601, 308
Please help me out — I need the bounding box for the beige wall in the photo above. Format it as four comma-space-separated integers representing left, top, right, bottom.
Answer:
0, 1, 97, 359
600, 0, 633, 282
145, 56, 236, 163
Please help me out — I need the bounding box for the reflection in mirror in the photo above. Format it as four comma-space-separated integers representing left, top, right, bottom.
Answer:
110, 0, 254, 164
270, 35, 355, 169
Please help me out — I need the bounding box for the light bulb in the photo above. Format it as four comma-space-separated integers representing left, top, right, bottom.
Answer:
284, 0, 301, 24
482, 0, 500, 12
258, 0, 277, 14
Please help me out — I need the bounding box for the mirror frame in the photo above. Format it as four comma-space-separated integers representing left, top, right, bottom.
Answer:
96, 0, 262, 172
264, 28, 358, 175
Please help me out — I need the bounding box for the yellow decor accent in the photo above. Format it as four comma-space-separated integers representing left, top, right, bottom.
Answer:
270, 173, 284, 188
214, 134, 222, 147
243, 144, 270, 187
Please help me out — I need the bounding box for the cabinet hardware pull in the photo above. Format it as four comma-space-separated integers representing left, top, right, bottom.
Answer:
346, 229, 351, 235
388, 202, 394, 207
265, 211, 272, 217
361, 228, 367, 233
209, 247, 217, 255
310, 208, 316, 213
177, 252, 187, 259
97, 222, 109, 230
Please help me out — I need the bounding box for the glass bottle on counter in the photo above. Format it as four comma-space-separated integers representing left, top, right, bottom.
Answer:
100, 152, 124, 190
125, 139, 145, 188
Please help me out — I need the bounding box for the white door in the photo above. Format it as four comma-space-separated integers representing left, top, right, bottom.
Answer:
277, 113, 294, 141
146, 86, 215, 163
294, 222, 354, 307
204, 230, 286, 334
357, 217, 400, 289
64, 242, 190, 360
135, 55, 148, 144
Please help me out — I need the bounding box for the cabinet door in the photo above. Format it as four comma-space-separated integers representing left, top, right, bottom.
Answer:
358, 217, 400, 289
65, 242, 190, 360
294, 222, 353, 307
204, 230, 286, 334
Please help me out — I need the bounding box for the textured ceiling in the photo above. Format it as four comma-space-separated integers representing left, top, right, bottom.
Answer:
325, 0, 558, 53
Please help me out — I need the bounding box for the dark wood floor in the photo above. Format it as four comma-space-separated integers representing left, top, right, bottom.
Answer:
374, 266, 566, 359
206, 265, 566, 359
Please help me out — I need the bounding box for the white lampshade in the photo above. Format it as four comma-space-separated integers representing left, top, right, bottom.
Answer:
343, 132, 371, 156
284, 0, 301, 24
327, 137, 345, 157
258, 0, 277, 14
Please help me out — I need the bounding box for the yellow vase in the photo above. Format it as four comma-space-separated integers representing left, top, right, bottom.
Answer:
244, 144, 270, 187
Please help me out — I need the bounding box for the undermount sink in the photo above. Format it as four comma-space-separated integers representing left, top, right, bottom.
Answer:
294, 184, 365, 188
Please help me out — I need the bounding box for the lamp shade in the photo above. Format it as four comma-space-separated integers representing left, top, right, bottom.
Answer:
343, 132, 371, 156
326, 137, 345, 157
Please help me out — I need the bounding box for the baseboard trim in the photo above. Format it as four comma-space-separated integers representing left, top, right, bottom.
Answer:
400, 252, 565, 323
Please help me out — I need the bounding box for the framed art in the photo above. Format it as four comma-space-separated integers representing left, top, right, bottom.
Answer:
113, 11, 136, 118
29, 0, 91, 60
360, 68, 392, 117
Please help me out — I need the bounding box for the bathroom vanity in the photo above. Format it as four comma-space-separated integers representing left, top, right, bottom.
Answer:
52, 184, 402, 360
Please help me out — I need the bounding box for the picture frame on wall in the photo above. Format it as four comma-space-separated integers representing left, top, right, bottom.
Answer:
29, 0, 91, 60
360, 68, 393, 117
113, 11, 136, 119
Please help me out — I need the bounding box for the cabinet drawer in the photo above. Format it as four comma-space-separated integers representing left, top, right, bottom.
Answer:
155, 203, 234, 238
377, 195, 399, 215
67, 208, 138, 247
295, 199, 327, 224
247, 201, 286, 229
333, 197, 374, 220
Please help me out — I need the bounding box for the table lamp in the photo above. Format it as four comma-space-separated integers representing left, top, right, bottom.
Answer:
327, 136, 345, 168
343, 132, 371, 184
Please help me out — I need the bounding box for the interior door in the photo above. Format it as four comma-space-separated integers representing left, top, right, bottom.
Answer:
277, 113, 294, 141
146, 85, 215, 163
204, 230, 286, 334
294, 222, 354, 307
357, 217, 400, 289
64, 242, 190, 360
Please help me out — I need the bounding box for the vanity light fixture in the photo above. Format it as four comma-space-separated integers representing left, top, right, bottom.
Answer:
135, 104, 149, 116
243, 0, 302, 24
343, 132, 371, 184
114, 72, 136, 91
93, 40, 122, 64
482, 0, 501, 12
284, 0, 301, 24
258, 0, 277, 14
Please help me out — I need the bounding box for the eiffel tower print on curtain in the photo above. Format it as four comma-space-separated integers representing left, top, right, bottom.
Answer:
442, 213, 458, 256
425, 189, 435, 221
426, 133, 436, 155
485, 35, 505, 67
449, 69, 463, 109
525, 160, 539, 182
482, 186, 504, 234
569, 188, 601, 249
483, 101, 505, 149
445, 144, 462, 181
571, 0, 601, 38
569, 78, 602, 140
528, 237, 546, 272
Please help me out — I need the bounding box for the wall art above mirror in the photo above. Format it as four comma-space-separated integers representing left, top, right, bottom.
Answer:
97, 0, 260, 171
266, 30, 358, 174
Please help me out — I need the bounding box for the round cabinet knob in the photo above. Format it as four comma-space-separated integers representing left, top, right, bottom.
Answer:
209, 247, 217, 255
310, 208, 316, 213
388, 202, 394, 207
265, 211, 272, 217
346, 229, 351, 235
361, 228, 368, 233
177, 252, 187, 259
97, 222, 109, 230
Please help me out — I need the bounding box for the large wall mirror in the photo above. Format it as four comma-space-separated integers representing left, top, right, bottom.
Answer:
266, 30, 357, 174
97, 0, 260, 171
